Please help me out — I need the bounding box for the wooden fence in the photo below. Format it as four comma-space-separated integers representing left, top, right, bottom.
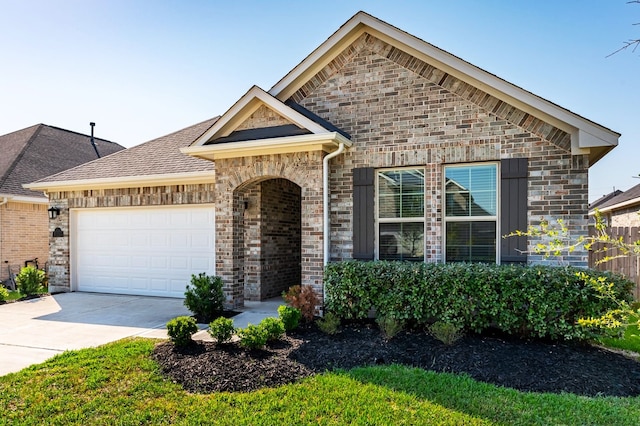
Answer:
588, 226, 640, 300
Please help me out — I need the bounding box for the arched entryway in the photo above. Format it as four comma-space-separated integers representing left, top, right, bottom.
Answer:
234, 177, 301, 301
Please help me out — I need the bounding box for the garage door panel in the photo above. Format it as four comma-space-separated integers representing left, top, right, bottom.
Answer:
75, 206, 215, 298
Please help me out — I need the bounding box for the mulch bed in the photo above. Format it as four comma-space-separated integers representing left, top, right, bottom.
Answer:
152, 322, 640, 397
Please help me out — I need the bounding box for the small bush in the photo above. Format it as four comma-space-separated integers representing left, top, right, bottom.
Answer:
237, 324, 269, 350
429, 321, 463, 345
208, 317, 235, 344
377, 315, 404, 340
278, 305, 302, 331
184, 273, 225, 323
0, 285, 8, 302
260, 317, 285, 342
166, 316, 198, 346
283, 285, 319, 322
317, 312, 341, 335
15, 266, 46, 296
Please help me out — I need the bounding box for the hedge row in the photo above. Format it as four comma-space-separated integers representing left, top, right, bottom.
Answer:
324, 261, 634, 340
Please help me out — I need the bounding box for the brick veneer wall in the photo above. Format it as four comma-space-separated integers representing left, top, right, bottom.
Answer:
294, 33, 589, 266
236, 105, 292, 130
0, 201, 49, 283
611, 206, 640, 227
214, 153, 323, 308
46, 183, 215, 293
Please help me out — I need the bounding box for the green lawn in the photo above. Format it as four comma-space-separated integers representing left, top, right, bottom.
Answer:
600, 315, 640, 354
1, 338, 639, 425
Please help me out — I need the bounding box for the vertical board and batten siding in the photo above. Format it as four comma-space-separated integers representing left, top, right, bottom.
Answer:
500, 158, 529, 264
352, 167, 375, 260
589, 226, 640, 300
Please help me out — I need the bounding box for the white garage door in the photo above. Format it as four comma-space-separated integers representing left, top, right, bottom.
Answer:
73, 205, 215, 298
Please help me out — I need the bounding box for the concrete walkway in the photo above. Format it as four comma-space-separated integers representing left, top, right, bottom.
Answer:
0, 293, 281, 376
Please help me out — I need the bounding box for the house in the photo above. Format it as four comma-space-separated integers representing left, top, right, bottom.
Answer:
0, 124, 124, 285
590, 184, 640, 227
26, 12, 619, 308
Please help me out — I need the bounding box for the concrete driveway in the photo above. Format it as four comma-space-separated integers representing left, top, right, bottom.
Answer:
0, 293, 191, 376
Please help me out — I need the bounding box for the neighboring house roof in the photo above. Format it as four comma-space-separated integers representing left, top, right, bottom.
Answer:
589, 189, 623, 210
0, 124, 124, 201
270, 11, 619, 165
26, 117, 218, 192
593, 183, 640, 214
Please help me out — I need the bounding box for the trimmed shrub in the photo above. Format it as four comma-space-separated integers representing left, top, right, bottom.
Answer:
277, 305, 301, 332
166, 316, 198, 346
15, 266, 46, 296
208, 317, 235, 344
283, 285, 319, 322
317, 312, 341, 335
376, 315, 404, 340
237, 324, 269, 350
260, 317, 285, 342
324, 261, 634, 340
184, 273, 224, 323
429, 321, 464, 345
0, 285, 9, 302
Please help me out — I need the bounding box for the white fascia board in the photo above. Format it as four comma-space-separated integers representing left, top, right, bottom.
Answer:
594, 197, 640, 214
23, 170, 215, 192
191, 86, 329, 147
0, 193, 48, 204
270, 12, 619, 149
182, 132, 352, 160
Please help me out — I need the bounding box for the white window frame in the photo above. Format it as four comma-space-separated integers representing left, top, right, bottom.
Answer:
443, 162, 500, 263
375, 167, 426, 261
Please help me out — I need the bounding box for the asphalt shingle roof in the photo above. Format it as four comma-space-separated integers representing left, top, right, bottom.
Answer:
34, 117, 219, 184
0, 124, 125, 198
595, 183, 640, 211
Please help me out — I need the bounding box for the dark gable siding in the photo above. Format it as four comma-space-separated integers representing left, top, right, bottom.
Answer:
352, 167, 375, 260
500, 158, 528, 264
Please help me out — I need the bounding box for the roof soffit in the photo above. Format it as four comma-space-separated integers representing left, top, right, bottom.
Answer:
269, 11, 619, 162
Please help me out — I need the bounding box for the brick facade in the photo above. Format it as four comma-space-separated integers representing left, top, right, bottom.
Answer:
294, 33, 588, 266
43, 24, 597, 305
0, 201, 49, 283
610, 207, 640, 228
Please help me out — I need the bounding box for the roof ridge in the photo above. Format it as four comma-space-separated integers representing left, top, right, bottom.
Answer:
42, 124, 120, 146
0, 124, 44, 191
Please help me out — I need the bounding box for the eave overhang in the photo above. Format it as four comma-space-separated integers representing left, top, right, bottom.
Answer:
182, 132, 352, 161
23, 170, 215, 193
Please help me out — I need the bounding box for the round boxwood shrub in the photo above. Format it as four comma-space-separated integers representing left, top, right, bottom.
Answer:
166, 316, 198, 346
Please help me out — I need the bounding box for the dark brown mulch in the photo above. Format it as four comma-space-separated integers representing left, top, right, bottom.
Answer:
152, 323, 640, 397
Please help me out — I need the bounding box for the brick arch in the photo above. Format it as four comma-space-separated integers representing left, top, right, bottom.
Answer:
214, 152, 325, 309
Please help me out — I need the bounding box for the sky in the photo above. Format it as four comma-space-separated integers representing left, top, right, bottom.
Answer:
1, 0, 638, 202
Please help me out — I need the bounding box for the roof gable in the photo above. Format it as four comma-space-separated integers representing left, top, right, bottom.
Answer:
191, 86, 337, 147
269, 11, 618, 165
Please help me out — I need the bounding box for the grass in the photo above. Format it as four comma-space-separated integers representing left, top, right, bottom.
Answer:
1, 338, 639, 425
2, 288, 49, 302
600, 315, 640, 354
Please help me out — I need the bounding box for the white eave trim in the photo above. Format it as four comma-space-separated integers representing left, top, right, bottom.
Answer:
591, 197, 640, 214
191, 86, 331, 147
182, 132, 352, 161
0, 194, 48, 204
23, 170, 215, 192
269, 12, 619, 150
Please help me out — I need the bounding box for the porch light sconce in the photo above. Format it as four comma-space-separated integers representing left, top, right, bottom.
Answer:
48, 206, 60, 220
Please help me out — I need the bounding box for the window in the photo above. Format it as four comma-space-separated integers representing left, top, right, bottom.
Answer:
377, 169, 425, 261
444, 163, 498, 263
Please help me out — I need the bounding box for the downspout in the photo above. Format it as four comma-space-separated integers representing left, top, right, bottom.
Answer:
0, 197, 7, 270
323, 142, 346, 267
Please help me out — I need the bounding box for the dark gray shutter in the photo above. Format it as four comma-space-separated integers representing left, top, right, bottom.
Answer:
500, 158, 528, 264
353, 167, 375, 260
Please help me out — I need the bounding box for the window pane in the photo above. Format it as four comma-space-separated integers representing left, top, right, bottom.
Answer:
379, 222, 424, 261
378, 170, 424, 218
445, 165, 496, 217
446, 221, 496, 263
